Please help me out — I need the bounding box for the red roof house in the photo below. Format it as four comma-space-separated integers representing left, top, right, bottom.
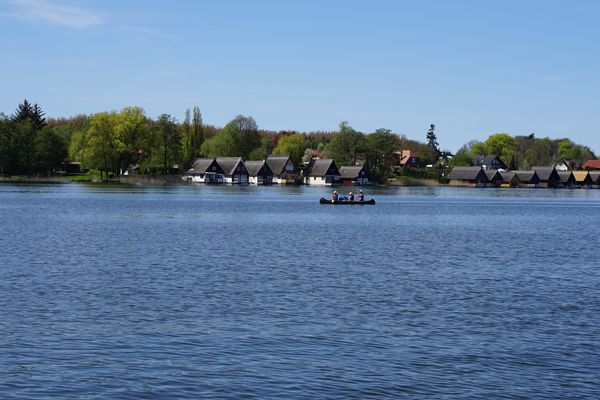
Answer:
582, 160, 600, 170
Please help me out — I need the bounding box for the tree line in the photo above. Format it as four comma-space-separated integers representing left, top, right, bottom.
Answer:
1, 99, 596, 181
450, 133, 596, 170
0, 100, 409, 182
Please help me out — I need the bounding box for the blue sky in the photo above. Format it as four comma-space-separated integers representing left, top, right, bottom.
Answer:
1, 0, 599, 152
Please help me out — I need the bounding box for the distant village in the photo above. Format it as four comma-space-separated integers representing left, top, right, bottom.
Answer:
168, 152, 600, 189
180, 155, 369, 186
447, 155, 600, 188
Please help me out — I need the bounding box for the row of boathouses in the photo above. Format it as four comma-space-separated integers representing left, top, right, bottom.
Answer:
182, 155, 372, 186
448, 166, 600, 188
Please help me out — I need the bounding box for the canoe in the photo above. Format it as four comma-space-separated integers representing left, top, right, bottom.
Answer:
319, 198, 376, 205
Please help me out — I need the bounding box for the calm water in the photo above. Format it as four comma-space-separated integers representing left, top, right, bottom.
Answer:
1, 183, 599, 399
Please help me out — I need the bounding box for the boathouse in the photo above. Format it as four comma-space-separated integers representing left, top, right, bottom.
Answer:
183, 158, 225, 183
589, 171, 600, 187
447, 167, 488, 187
472, 155, 507, 170
557, 171, 576, 188
572, 171, 593, 188
266, 154, 298, 184
339, 165, 371, 186
245, 160, 273, 185
512, 171, 540, 188
484, 169, 504, 187
532, 166, 560, 188
215, 157, 249, 184
304, 159, 341, 186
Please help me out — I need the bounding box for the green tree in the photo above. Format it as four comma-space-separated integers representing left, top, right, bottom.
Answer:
248, 136, 274, 160
191, 106, 203, 155
201, 115, 260, 159
322, 121, 365, 166
365, 128, 400, 183
426, 124, 440, 162
0, 114, 12, 174
181, 108, 193, 164
68, 130, 87, 164
522, 137, 555, 169
84, 112, 120, 180
450, 145, 474, 167
11, 99, 46, 130
34, 128, 67, 173
470, 141, 487, 156
273, 133, 306, 166
484, 133, 516, 164
114, 107, 149, 174
155, 114, 180, 174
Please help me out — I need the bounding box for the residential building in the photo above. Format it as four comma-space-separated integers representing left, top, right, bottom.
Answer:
472, 155, 507, 170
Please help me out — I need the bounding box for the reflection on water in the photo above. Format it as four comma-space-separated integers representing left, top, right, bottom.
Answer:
1, 184, 600, 399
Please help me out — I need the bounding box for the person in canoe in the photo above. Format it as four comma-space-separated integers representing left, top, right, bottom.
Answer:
358, 190, 364, 201
331, 190, 339, 203
348, 192, 354, 201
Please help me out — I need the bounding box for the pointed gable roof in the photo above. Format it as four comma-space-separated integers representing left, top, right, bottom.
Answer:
558, 171, 575, 184
588, 171, 600, 184
187, 158, 223, 174
305, 159, 340, 177
472, 155, 507, 169
447, 166, 486, 180
513, 170, 540, 184
572, 170, 592, 184
339, 165, 367, 179
484, 169, 502, 183
531, 166, 558, 181
244, 160, 273, 177
215, 157, 248, 176
266, 154, 297, 175
582, 160, 600, 170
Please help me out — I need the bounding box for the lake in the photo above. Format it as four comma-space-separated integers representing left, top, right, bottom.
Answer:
1, 183, 599, 399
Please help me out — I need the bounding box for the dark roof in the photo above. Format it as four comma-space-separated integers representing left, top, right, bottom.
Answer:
513, 170, 539, 183
244, 160, 272, 177
266, 154, 296, 175
500, 171, 516, 182
305, 159, 339, 177
215, 157, 247, 176
448, 166, 485, 180
472, 155, 506, 168
531, 166, 557, 181
558, 171, 574, 183
484, 169, 501, 181
339, 166, 366, 179
187, 158, 222, 174
588, 171, 600, 183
